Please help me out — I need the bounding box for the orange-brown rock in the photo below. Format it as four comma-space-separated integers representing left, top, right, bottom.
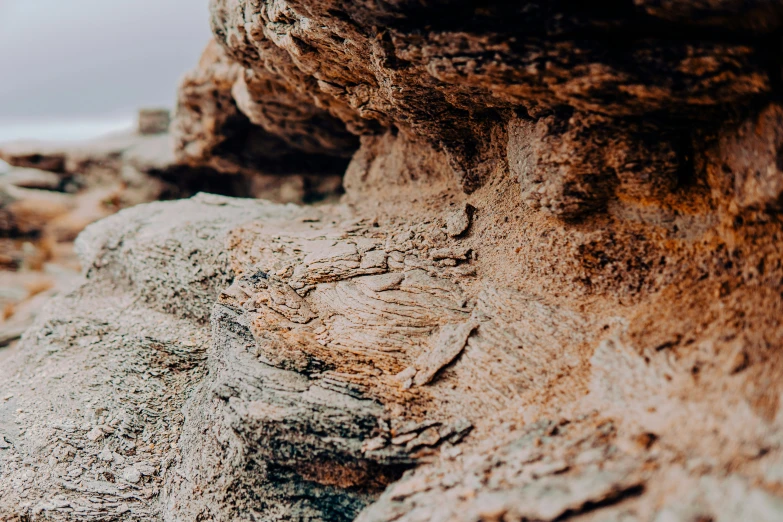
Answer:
3, 2, 783, 521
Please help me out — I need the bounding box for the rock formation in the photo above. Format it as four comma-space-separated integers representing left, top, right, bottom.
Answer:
0, 108, 348, 351
0, 119, 173, 352
2, 1, 783, 521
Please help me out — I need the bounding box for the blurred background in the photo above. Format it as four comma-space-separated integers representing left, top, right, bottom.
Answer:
0, 1, 213, 348
0, 0, 339, 355
0, 0, 211, 142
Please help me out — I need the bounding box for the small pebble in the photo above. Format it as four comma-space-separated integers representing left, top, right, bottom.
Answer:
85, 427, 104, 442
136, 461, 155, 476
445, 204, 473, 237
121, 466, 141, 484
98, 448, 114, 462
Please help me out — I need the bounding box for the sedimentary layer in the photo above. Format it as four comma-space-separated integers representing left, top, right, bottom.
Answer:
2, 1, 783, 521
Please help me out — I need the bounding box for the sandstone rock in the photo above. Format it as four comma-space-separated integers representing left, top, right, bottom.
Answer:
172, 39, 356, 178
45, 186, 118, 242
509, 114, 682, 218
0, 133, 134, 177
444, 204, 473, 238
0, 142, 67, 172
703, 103, 783, 213
4, 1, 783, 521
166, 0, 779, 194
0, 185, 75, 235
2, 180, 781, 521
0, 110, 347, 260
0, 323, 27, 347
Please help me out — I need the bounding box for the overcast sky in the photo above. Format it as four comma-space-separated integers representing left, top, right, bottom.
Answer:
0, 0, 212, 124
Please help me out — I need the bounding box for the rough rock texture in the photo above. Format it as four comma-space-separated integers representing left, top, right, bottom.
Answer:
171, 0, 780, 194
0, 109, 348, 351
172, 40, 356, 179
4, 1, 783, 521
0, 196, 305, 518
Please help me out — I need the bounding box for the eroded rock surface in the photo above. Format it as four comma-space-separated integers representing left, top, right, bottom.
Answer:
3, 1, 783, 521
171, 0, 780, 194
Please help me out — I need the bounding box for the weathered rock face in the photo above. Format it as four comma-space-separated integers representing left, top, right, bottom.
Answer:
0, 107, 350, 348
171, 0, 781, 194
172, 39, 356, 178
3, 1, 783, 521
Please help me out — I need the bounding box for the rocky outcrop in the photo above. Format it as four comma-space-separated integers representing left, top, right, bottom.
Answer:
172, 40, 356, 179
0, 112, 345, 210
3, 1, 783, 521
0, 108, 348, 350
171, 0, 780, 195
0, 125, 167, 351
0, 196, 296, 518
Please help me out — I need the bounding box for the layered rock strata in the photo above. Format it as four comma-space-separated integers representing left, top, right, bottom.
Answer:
3, 1, 783, 521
